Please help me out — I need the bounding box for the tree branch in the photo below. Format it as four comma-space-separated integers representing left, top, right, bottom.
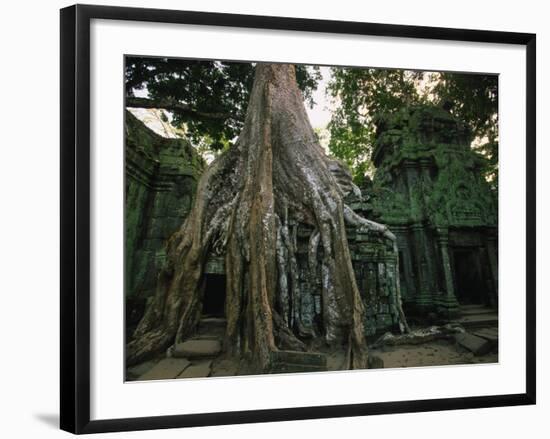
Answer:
125, 96, 233, 121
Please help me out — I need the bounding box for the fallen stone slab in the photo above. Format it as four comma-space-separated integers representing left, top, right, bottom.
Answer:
138, 358, 191, 381
473, 328, 498, 343
173, 339, 221, 359
455, 332, 492, 356
177, 360, 212, 378
472, 328, 498, 352
127, 360, 157, 380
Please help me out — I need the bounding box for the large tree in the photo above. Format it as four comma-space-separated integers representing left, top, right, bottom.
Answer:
126, 64, 397, 372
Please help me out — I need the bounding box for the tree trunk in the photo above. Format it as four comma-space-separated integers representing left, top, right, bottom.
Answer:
127, 64, 394, 371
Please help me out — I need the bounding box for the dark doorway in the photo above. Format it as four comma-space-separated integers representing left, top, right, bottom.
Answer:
202, 274, 226, 317
453, 249, 486, 305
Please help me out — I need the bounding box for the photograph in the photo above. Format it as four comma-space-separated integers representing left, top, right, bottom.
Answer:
124, 57, 499, 381
0, 0, 542, 436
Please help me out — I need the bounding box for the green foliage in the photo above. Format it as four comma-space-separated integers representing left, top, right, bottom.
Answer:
125, 57, 320, 152
327, 68, 498, 187
327, 68, 427, 184
434, 73, 499, 189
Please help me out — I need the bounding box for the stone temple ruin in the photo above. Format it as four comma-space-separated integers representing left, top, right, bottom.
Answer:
125, 104, 498, 345
364, 105, 498, 322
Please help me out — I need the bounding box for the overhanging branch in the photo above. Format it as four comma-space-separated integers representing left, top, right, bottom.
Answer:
125, 96, 233, 121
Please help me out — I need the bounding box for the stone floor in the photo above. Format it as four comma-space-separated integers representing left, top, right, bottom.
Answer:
369, 338, 497, 369
127, 305, 499, 381
126, 316, 234, 381
126, 354, 239, 381
127, 327, 497, 381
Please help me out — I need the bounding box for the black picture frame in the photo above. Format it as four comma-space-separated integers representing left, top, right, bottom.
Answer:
60, 4, 536, 434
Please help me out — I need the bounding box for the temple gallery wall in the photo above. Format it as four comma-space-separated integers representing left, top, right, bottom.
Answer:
125, 104, 498, 338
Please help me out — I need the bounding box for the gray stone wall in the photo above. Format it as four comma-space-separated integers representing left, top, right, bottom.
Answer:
368, 105, 498, 319
125, 111, 204, 328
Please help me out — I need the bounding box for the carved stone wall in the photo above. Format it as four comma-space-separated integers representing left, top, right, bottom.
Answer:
125, 111, 204, 329
367, 105, 498, 320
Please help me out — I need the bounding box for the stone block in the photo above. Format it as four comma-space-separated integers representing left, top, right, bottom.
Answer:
138, 358, 191, 381
126, 360, 157, 380
455, 332, 492, 356
472, 328, 498, 351
177, 360, 212, 378
473, 327, 498, 343
173, 339, 222, 359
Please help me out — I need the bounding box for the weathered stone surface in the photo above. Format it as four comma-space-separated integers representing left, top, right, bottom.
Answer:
459, 314, 499, 329
173, 340, 222, 359
472, 327, 498, 352
177, 360, 212, 379
457, 305, 499, 329
125, 110, 204, 330
268, 350, 328, 374
210, 358, 240, 377
138, 358, 191, 381
196, 317, 226, 338
473, 327, 498, 343
126, 360, 157, 380
366, 104, 498, 320
455, 332, 492, 356
369, 339, 494, 369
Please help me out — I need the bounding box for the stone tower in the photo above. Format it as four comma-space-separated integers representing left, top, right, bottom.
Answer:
367, 105, 498, 320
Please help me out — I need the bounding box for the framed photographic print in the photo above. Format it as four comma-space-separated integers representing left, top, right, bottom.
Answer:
60, 4, 536, 434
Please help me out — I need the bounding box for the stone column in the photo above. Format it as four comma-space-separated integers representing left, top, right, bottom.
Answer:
419, 158, 433, 204
411, 224, 433, 312
391, 227, 416, 306
404, 160, 422, 223
435, 227, 460, 319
